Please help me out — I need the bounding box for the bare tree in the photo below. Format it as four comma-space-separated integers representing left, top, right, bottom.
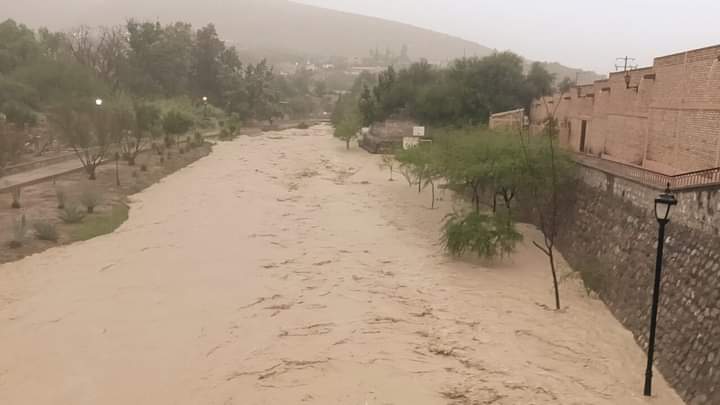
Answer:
68, 25, 128, 91
520, 92, 577, 310
56, 104, 126, 180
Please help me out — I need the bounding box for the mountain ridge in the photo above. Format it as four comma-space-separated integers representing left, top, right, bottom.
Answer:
3, 0, 602, 82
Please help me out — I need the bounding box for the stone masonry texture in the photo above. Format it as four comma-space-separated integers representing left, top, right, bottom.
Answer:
556, 167, 720, 405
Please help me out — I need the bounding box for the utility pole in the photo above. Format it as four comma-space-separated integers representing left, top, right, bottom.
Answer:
615, 56, 638, 72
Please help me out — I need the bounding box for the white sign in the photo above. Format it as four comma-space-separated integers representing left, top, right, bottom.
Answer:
361, 127, 370, 135
403, 137, 420, 150
412, 126, 426, 137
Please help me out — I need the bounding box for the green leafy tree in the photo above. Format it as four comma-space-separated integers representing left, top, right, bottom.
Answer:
442, 211, 523, 259
557, 77, 575, 94
122, 100, 162, 165
0, 113, 27, 175
334, 108, 362, 149
0, 20, 41, 74
191, 23, 226, 103
525, 62, 556, 101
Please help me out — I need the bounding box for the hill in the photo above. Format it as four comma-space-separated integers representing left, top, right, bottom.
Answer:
3, 0, 603, 81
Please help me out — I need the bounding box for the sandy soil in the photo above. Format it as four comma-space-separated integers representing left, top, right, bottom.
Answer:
0, 125, 684, 404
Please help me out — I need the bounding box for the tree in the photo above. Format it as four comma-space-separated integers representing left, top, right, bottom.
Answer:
125, 20, 193, 96
121, 101, 161, 165
519, 106, 577, 310
334, 108, 362, 149
0, 20, 41, 74
191, 23, 226, 103
67, 25, 129, 91
379, 153, 396, 181
524, 62, 556, 107
397, 143, 442, 208
0, 113, 27, 175
358, 84, 376, 126
557, 77, 575, 94
442, 211, 523, 260
55, 100, 124, 180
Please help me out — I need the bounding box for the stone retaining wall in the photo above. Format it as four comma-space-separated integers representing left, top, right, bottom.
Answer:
557, 166, 720, 404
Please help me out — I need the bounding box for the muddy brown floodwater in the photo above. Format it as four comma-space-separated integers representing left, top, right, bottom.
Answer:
0, 125, 684, 404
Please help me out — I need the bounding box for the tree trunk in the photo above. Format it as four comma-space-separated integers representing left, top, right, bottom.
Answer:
87, 165, 97, 180
549, 247, 561, 310
430, 181, 436, 209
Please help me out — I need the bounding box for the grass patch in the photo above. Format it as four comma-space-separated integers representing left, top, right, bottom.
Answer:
70, 203, 129, 242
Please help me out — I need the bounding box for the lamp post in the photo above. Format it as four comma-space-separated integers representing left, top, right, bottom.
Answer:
644, 183, 678, 397
95, 98, 103, 107
202, 96, 208, 119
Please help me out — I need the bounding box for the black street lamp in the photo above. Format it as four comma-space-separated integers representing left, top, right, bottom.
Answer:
644, 183, 678, 397
202, 96, 208, 118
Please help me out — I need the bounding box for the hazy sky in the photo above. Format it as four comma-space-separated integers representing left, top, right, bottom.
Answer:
296, 0, 720, 73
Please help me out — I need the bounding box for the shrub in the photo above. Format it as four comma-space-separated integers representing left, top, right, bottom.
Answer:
9, 214, 28, 248
59, 205, 86, 224
442, 212, 523, 259
55, 187, 67, 209
34, 221, 59, 242
79, 186, 101, 214
297, 122, 310, 129
11, 187, 21, 209
162, 110, 194, 140
140, 164, 148, 172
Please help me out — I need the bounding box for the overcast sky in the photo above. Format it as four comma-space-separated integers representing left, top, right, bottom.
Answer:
296, 0, 720, 74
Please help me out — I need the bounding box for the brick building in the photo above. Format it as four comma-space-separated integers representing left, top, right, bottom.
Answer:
530, 44, 720, 175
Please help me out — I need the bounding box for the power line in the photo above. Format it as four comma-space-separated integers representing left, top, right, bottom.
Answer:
615, 56, 638, 72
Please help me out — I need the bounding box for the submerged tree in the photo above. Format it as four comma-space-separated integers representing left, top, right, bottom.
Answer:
442, 211, 523, 260
519, 100, 577, 310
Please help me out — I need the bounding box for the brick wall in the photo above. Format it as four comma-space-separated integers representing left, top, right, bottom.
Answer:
531, 45, 720, 175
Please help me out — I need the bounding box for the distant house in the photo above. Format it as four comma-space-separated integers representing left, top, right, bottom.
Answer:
489, 109, 526, 131
360, 119, 418, 154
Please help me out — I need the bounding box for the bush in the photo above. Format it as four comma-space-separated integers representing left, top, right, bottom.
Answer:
163, 110, 194, 140
140, 164, 148, 172
296, 122, 310, 129
34, 221, 59, 242
59, 205, 86, 224
9, 214, 28, 248
442, 212, 523, 259
55, 187, 66, 209
79, 186, 101, 214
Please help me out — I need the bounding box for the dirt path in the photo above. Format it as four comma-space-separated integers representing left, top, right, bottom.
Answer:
0, 126, 684, 404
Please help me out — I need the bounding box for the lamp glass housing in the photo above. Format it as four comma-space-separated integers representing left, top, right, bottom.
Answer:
655, 186, 678, 222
